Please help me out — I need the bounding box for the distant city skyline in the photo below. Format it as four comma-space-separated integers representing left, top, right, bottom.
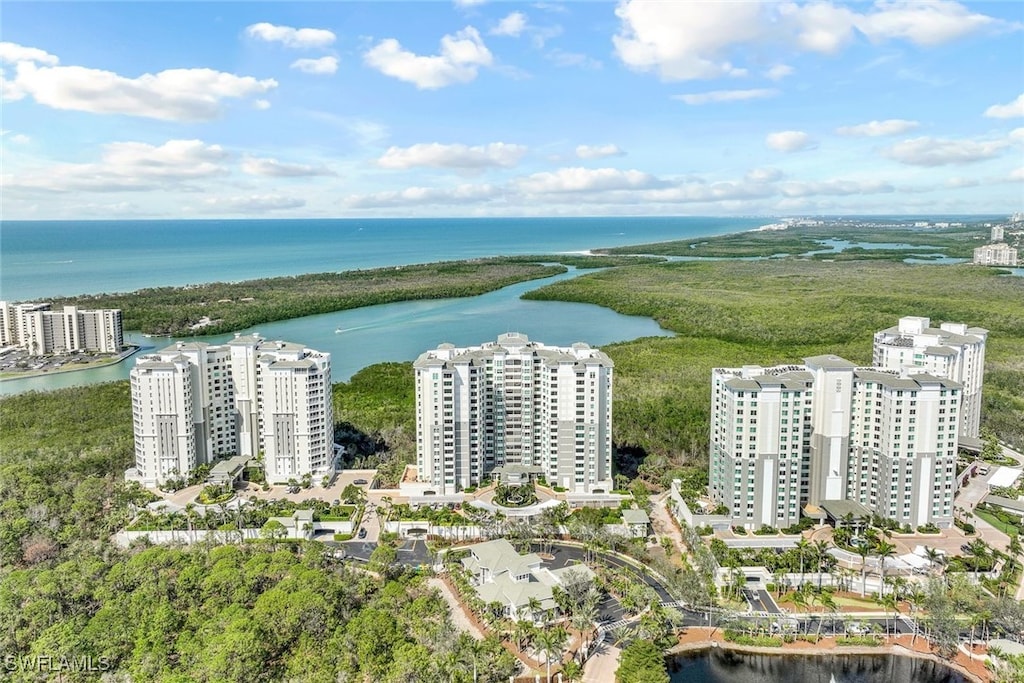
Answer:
1, 1, 1022, 220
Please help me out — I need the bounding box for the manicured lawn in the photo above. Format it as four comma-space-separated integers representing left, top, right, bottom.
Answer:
973, 508, 1020, 536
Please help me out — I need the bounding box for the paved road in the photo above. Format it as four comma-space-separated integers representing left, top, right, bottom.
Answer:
533, 542, 675, 603
743, 588, 781, 614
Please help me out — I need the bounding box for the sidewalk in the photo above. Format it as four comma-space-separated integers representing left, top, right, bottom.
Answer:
582, 642, 619, 683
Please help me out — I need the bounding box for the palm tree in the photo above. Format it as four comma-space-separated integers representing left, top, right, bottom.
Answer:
876, 593, 897, 637
906, 587, 925, 645
874, 540, 896, 597
886, 575, 907, 603
816, 589, 837, 639
571, 605, 596, 657
513, 621, 535, 652
796, 537, 811, 584
609, 624, 633, 647
184, 502, 197, 543
856, 544, 871, 597
813, 540, 831, 587
561, 658, 583, 683
790, 589, 809, 635
527, 596, 544, 624
535, 626, 567, 683
924, 546, 942, 574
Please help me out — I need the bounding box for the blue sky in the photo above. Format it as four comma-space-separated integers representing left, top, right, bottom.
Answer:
2, 1, 1022, 219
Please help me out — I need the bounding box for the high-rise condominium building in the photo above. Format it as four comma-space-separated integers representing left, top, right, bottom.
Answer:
0, 301, 123, 356
710, 356, 961, 530
414, 333, 613, 494
973, 243, 1018, 267
128, 334, 333, 487
872, 316, 986, 439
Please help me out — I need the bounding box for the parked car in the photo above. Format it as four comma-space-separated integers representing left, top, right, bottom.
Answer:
357, 528, 367, 539
354, 478, 368, 485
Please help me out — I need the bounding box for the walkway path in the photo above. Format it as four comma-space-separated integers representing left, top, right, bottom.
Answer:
650, 492, 688, 559
427, 577, 484, 640
582, 641, 619, 683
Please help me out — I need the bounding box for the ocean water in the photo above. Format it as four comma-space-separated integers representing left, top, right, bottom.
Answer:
0, 216, 765, 301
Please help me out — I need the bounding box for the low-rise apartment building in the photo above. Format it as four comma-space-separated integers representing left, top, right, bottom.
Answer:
0, 301, 123, 356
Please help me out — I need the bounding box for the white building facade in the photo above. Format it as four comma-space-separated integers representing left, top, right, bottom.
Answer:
128, 334, 333, 487
0, 301, 123, 356
710, 356, 961, 530
872, 316, 987, 439
973, 243, 1018, 266
414, 333, 613, 494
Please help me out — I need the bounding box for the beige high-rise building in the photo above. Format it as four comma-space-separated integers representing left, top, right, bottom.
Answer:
414, 333, 613, 494
128, 334, 333, 487
709, 356, 961, 530
973, 243, 1018, 267
872, 316, 987, 439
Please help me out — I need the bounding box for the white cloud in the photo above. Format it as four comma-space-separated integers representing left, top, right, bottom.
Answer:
3, 132, 31, 145
765, 130, 815, 153
377, 142, 525, 169
454, 0, 487, 6
782, 0, 1003, 53
854, 0, 998, 47
641, 180, 775, 204
674, 88, 779, 105
781, 1, 860, 53
241, 156, 335, 177
765, 64, 794, 81
516, 167, 661, 193
546, 49, 602, 69
0, 42, 59, 65
613, 0, 1010, 81
984, 93, 1024, 119
1010, 128, 1024, 144
254, 99, 271, 110
364, 27, 492, 89
306, 112, 390, 146
836, 119, 919, 136
204, 194, 306, 212
576, 144, 625, 160
245, 23, 336, 49
745, 167, 783, 183
492, 12, 528, 37
5, 139, 229, 192
5, 54, 276, 121
1010, 168, 1024, 182
945, 177, 979, 188
779, 179, 894, 197
290, 56, 339, 75
613, 0, 761, 80
345, 183, 502, 208
882, 136, 1008, 166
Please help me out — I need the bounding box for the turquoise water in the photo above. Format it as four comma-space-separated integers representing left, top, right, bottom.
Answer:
0, 216, 764, 300
0, 269, 671, 395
